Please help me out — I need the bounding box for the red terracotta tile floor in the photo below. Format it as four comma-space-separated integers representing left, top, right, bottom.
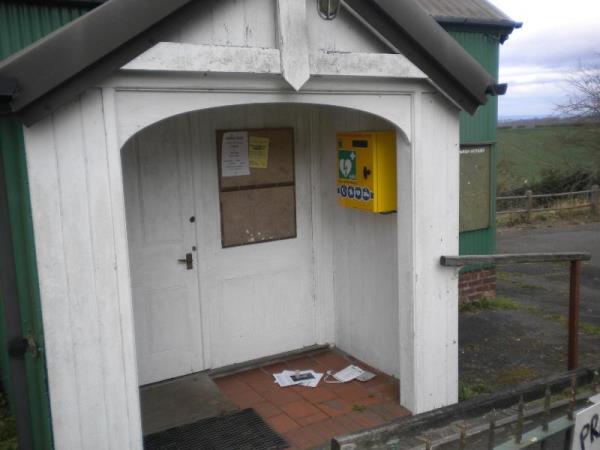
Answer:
213, 348, 411, 450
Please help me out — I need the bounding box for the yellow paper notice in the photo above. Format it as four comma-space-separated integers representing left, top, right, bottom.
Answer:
249, 136, 269, 168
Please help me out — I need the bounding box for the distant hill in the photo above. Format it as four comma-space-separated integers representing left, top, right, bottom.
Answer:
498, 116, 600, 129
497, 122, 600, 194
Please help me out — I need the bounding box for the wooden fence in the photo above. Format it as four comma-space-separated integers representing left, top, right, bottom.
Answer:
497, 185, 599, 222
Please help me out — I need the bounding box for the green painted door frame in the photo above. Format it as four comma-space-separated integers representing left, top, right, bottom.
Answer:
0, 118, 53, 449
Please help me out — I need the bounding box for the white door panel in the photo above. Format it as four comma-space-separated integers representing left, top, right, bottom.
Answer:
191, 105, 316, 369
125, 105, 317, 381
123, 119, 204, 385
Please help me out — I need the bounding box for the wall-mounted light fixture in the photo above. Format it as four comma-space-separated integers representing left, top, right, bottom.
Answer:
317, 0, 341, 20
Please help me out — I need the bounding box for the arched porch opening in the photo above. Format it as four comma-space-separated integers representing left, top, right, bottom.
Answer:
120, 102, 406, 433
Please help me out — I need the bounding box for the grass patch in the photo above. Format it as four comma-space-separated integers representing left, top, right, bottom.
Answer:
580, 323, 600, 336
496, 272, 547, 290
459, 380, 495, 401
543, 313, 568, 327
460, 296, 525, 314
541, 314, 600, 336
519, 283, 546, 290
460, 366, 539, 401
495, 366, 537, 385
496, 271, 524, 281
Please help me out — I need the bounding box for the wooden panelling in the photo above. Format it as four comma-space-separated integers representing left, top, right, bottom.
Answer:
218, 128, 295, 189
220, 186, 297, 247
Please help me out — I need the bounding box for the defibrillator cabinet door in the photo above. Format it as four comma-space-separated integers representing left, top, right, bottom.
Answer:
336, 131, 396, 213
336, 133, 375, 211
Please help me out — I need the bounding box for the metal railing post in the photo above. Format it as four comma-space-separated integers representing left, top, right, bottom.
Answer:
592, 184, 599, 216
568, 260, 582, 370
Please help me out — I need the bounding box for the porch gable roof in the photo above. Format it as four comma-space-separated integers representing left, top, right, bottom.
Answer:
0, 0, 505, 125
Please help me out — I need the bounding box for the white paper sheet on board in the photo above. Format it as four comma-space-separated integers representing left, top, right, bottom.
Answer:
221, 131, 250, 177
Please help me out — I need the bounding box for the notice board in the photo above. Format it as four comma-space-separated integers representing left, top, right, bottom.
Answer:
460, 145, 491, 232
217, 128, 296, 247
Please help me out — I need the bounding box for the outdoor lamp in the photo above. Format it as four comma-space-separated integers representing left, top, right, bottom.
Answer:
317, 0, 341, 20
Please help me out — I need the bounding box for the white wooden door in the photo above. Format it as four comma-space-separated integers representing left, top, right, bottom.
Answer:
191, 105, 317, 369
123, 119, 204, 385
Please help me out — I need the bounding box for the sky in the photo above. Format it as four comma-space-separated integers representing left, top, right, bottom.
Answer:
488, 0, 600, 119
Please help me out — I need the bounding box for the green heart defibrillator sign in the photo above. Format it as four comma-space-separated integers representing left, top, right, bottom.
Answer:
338, 150, 356, 180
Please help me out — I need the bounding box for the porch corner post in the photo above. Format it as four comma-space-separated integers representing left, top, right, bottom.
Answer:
397, 92, 460, 414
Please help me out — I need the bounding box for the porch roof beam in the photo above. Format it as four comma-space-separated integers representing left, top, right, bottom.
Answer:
121, 43, 427, 80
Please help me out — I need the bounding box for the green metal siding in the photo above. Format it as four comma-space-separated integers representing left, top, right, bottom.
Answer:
447, 27, 501, 260
0, 3, 95, 448
0, 2, 90, 58
0, 118, 54, 449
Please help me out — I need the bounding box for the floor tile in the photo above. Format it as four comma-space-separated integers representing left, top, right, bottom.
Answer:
280, 399, 322, 419
213, 349, 410, 450
267, 413, 300, 434
262, 387, 303, 406
297, 386, 338, 404
230, 388, 264, 408
316, 398, 354, 417
252, 401, 282, 419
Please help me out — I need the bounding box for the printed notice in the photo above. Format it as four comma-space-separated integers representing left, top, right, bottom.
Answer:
249, 136, 269, 168
221, 131, 250, 177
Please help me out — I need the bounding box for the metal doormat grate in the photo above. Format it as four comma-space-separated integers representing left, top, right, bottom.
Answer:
143, 408, 289, 450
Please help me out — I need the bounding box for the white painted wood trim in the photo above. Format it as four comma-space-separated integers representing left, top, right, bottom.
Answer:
25, 116, 84, 450
120, 43, 426, 81
276, 0, 310, 90
111, 77, 415, 146
398, 92, 460, 414
309, 106, 335, 344
123, 43, 282, 74
101, 88, 144, 449
24, 90, 144, 450
309, 51, 425, 78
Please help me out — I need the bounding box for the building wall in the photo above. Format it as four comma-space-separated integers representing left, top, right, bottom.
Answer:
325, 110, 401, 377
447, 27, 501, 300
447, 28, 499, 257
23, 74, 460, 445
0, 2, 97, 448
154, 0, 388, 54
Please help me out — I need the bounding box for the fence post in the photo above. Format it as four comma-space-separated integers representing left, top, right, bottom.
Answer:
592, 185, 599, 216
568, 260, 581, 370
526, 190, 533, 223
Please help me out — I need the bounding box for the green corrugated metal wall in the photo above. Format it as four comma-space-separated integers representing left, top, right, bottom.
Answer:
446, 27, 501, 260
0, 2, 96, 448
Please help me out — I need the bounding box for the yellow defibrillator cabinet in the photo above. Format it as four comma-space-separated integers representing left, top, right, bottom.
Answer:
336, 131, 396, 213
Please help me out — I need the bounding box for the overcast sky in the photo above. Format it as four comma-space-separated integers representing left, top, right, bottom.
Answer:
488, 0, 600, 119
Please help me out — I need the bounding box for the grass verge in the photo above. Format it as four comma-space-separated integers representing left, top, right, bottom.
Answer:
459, 296, 534, 314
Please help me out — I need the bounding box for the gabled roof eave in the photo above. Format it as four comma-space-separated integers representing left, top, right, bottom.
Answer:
0, 0, 504, 125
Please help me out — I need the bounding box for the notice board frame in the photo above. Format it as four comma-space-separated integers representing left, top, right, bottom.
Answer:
216, 127, 297, 248
459, 143, 491, 232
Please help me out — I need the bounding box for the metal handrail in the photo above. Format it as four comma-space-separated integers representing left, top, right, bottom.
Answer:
441, 252, 592, 371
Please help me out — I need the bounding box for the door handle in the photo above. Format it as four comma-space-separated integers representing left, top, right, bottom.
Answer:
177, 252, 193, 270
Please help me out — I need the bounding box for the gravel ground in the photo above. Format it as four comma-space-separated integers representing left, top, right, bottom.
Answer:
459, 222, 600, 394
